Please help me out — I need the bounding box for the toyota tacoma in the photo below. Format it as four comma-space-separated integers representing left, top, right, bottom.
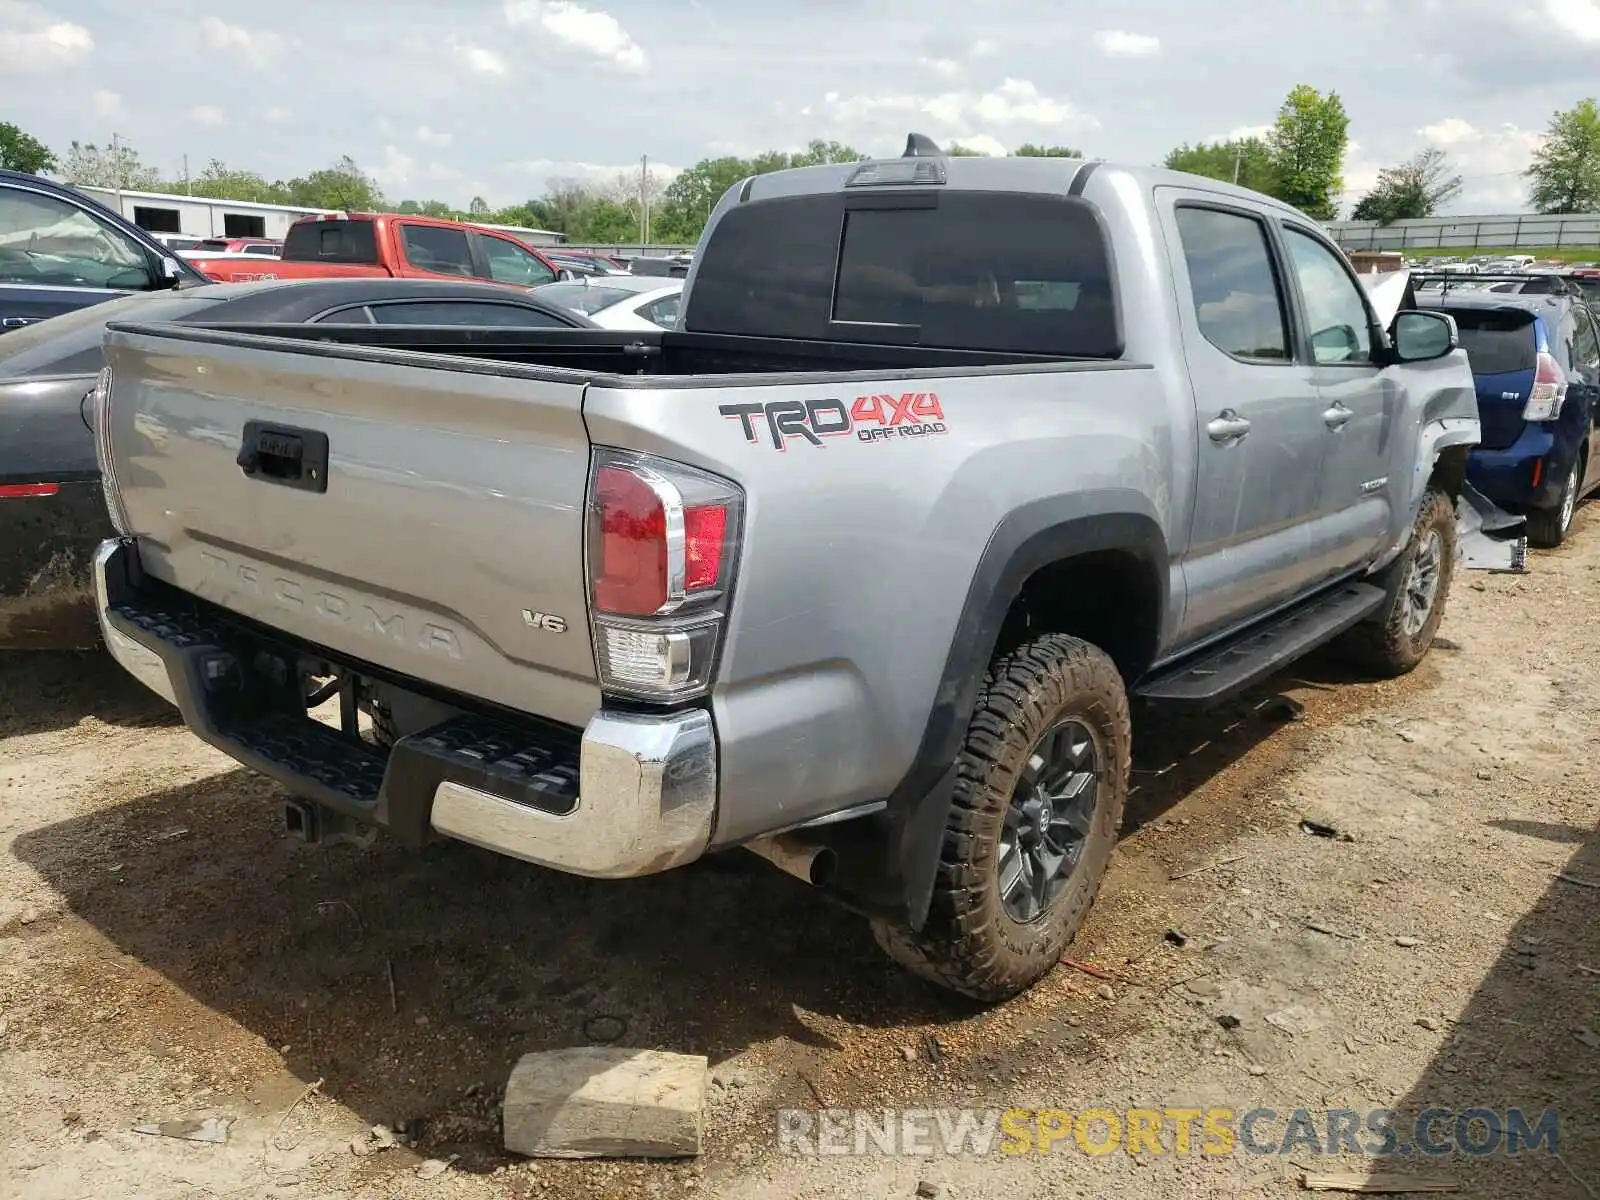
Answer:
90, 138, 1483, 1000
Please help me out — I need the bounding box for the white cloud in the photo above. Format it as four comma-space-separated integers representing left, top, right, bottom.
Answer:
453, 40, 507, 75
189, 104, 227, 127
947, 134, 1009, 156
1093, 29, 1161, 58
504, 0, 647, 73
373, 145, 472, 193
1420, 117, 1477, 146
198, 15, 285, 67
1544, 0, 1600, 40
417, 125, 453, 148
264, 106, 292, 123
0, 1, 92, 72
1419, 117, 1545, 207
1341, 140, 1384, 200
1211, 123, 1275, 143
506, 157, 683, 191
971, 38, 999, 57
822, 78, 1089, 133
90, 89, 123, 119
920, 56, 963, 81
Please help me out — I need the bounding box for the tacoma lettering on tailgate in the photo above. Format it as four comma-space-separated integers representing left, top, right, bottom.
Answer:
197, 551, 464, 659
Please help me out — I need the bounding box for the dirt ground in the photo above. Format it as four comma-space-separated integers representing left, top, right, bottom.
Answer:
2, 515, 1598, 1200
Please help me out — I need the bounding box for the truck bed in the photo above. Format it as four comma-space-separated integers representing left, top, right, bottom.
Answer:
151, 320, 1121, 381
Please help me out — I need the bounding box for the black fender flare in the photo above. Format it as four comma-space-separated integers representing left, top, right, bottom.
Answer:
818, 490, 1170, 927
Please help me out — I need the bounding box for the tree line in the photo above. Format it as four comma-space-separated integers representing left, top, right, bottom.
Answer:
4, 93, 1600, 240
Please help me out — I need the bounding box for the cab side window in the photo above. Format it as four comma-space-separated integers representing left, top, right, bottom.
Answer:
400, 224, 474, 276
1174, 206, 1289, 362
0, 186, 154, 290
481, 235, 557, 286
1282, 227, 1374, 365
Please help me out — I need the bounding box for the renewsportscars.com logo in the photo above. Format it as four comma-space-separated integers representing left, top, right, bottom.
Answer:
774, 1106, 1562, 1159
720, 392, 948, 450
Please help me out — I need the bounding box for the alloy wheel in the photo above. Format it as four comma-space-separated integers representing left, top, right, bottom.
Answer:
998, 720, 1100, 923
1400, 528, 1443, 638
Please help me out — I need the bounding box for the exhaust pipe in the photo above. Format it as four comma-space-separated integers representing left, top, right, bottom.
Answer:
745, 834, 837, 887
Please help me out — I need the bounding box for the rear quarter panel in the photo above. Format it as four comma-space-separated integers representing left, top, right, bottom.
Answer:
189, 259, 391, 284
584, 363, 1181, 843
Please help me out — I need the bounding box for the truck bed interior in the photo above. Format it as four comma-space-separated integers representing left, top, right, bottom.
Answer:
114, 321, 1130, 384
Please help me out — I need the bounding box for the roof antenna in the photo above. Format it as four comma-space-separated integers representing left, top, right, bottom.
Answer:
903, 132, 944, 158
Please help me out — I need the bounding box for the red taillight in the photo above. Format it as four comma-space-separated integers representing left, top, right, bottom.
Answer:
590, 461, 737, 618
683, 504, 727, 591
592, 465, 669, 616
0, 482, 59, 499
1525, 351, 1568, 421
586, 451, 743, 701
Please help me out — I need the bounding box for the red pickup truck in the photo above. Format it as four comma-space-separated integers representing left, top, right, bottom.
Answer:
186, 213, 566, 288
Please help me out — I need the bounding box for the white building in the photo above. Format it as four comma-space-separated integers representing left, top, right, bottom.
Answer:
69, 184, 565, 246
71, 185, 336, 240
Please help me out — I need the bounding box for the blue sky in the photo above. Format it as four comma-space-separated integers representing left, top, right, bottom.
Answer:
1, 0, 1596, 212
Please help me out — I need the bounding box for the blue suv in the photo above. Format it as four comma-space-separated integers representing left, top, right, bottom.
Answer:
0, 170, 207, 331
1422, 284, 1600, 546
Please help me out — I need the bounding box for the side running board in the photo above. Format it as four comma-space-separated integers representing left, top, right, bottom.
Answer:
1136, 582, 1386, 706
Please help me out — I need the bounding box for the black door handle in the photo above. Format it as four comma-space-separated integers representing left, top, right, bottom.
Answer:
237, 422, 328, 493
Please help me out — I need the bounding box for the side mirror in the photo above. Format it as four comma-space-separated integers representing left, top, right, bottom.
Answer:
160, 256, 183, 285
1390, 310, 1458, 362
556, 267, 578, 282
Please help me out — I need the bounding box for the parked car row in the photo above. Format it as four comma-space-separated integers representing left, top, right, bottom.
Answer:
1415, 270, 1600, 546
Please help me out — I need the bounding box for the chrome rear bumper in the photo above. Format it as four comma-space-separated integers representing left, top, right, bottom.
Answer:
94, 537, 717, 878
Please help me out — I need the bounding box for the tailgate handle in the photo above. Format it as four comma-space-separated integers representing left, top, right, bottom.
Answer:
237, 421, 329, 493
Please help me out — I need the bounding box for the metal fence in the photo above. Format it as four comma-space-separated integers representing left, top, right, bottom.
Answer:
559, 243, 695, 258
1327, 213, 1600, 252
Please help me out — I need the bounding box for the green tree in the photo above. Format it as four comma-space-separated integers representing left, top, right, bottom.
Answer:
1267, 84, 1349, 219
1351, 148, 1462, 224
179, 159, 291, 204
285, 155, 383, 210
469, 195, 490, 216
652, 142, 867, 244
60, 139, 161, 190
945, 142, 988, 157
788, 139, 868, 166
1165, 138, 1281, 196
1526, 98, 1600, 214
1014, 143, 1082, 157
0, 121, 54, 174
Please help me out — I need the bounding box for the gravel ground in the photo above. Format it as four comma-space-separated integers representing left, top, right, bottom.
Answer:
2, 511, 1597, 1200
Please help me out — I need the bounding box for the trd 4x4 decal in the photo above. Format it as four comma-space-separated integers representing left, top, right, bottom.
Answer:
719, 393, 948, 450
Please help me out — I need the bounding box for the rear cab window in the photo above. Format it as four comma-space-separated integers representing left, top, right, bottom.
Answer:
1442, 309, 1538, 375
684, 190, 1121, 356
282, 220, 379, 264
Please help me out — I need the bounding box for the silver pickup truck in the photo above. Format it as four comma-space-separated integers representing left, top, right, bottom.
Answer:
92, 139, 1483, 1001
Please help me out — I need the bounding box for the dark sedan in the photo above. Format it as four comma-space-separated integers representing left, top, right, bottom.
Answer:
1, 278, 594, 648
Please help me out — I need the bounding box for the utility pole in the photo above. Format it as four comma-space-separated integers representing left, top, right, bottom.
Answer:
1232, 143, 1243, 186
112, 131, 123, 209
639, 154, 651, 246
183, 154, 191, 195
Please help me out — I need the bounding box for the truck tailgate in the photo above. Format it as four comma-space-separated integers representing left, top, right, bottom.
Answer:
101, 326, 601, 728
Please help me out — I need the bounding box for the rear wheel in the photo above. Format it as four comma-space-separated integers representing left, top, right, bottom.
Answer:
870, 633, 1129, 1003
1526, 455, 1582, 548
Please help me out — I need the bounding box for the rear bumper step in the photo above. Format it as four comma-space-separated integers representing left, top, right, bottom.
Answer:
92, 538, 716, 878
1136, 582, 1387, 705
